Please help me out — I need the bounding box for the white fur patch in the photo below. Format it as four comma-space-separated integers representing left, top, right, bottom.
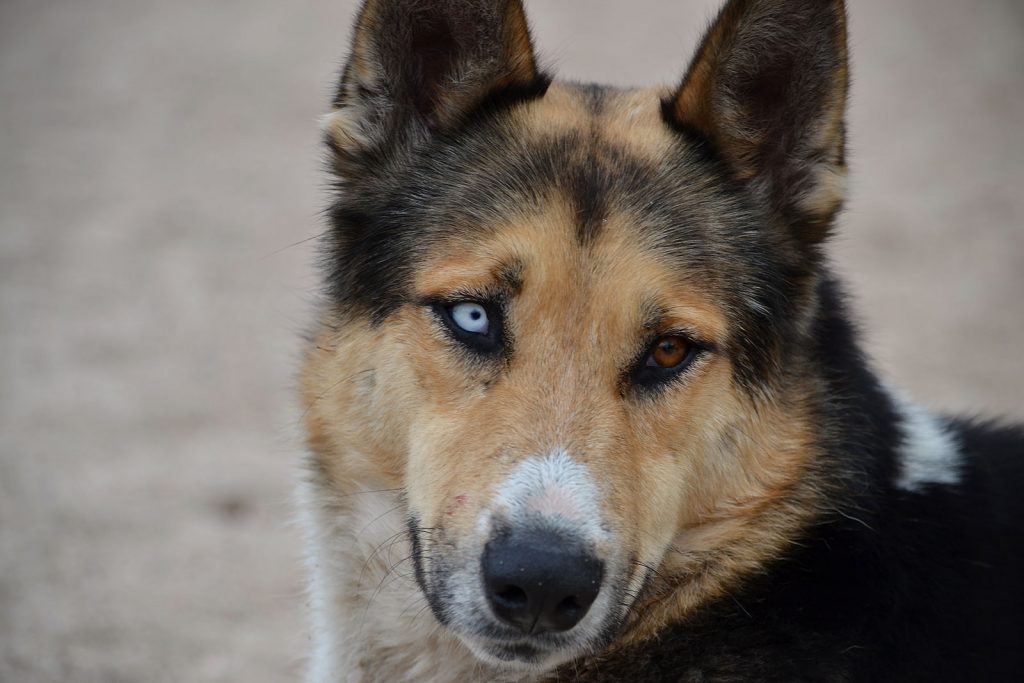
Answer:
492, 450, 606, 542
891, 392, 962, 493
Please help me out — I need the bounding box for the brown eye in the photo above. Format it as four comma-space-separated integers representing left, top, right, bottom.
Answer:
648, 336, 690, 368
632, 333, 703, 390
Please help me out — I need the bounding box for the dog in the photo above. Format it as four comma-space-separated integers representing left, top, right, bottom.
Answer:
297, 0, 1024, 679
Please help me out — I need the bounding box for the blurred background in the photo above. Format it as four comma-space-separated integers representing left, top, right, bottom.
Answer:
1, 0, 1021, 681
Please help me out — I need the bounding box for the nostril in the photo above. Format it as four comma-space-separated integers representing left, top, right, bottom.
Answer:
547, 591, 595, 632
494, 584, 528, 609
557, 595, 582, 613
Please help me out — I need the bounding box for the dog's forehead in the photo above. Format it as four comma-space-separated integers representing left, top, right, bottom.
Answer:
444, 83, 722, 235
410, 82, 764, 281
517, 83, 679, 162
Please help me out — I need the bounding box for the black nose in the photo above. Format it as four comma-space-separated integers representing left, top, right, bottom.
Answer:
482, 528, 604, 635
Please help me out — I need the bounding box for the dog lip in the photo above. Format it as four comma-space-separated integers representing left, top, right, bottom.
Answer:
467, 635, 555, 665
491, 641, 546, 661
475, 623, 564, 647
464, 624, 592, 662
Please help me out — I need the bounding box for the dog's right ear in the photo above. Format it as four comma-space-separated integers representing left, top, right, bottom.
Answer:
324, 0, 545, 170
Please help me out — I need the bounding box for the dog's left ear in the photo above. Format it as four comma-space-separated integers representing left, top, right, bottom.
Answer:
667, 0, 849, 243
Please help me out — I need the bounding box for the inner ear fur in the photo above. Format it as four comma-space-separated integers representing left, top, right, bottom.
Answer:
668, 0, 849, 243
324, 0, 544, 165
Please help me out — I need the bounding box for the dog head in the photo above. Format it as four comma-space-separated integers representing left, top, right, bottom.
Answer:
309, 0, 848, 671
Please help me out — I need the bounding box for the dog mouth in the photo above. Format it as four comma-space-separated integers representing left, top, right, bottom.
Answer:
454, 611, 626, 669
451, 589, 635, 670
461, 633, 559, 667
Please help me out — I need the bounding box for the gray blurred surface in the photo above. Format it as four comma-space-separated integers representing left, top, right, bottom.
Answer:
0, 1, 1021, 681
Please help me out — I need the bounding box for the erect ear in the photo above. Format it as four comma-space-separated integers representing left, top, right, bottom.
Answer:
667, 0, 849, 243
324, 0, 545, 166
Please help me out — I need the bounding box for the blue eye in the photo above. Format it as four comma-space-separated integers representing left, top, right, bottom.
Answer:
432, 300, 503, 355
451, 302, 489, 334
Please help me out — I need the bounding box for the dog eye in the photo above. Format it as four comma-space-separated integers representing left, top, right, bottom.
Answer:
432, 300, 503, 354
450, 302, 489, 334
633, 334, 699, 388
648, 336, 689, 369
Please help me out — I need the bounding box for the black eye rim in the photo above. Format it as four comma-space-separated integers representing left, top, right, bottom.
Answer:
630, 332, 709, 390
429, 298, 504, 354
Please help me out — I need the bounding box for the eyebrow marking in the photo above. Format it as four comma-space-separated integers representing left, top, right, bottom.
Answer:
497, 260, 525, 294
415, 257, 526, 303
640, 301, 667, 332
634, 299, 719, 354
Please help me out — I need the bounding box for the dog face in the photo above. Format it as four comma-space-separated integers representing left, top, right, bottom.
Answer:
308, 0, 848, 671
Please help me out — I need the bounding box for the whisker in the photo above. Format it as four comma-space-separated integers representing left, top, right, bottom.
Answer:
260, 229, 328, 259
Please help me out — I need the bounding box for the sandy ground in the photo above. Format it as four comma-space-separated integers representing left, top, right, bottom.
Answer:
1, 1, 1021, 681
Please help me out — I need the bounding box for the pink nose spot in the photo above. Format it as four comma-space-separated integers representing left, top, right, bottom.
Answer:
445, 494, 469, 517
525, 487, 582, 520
